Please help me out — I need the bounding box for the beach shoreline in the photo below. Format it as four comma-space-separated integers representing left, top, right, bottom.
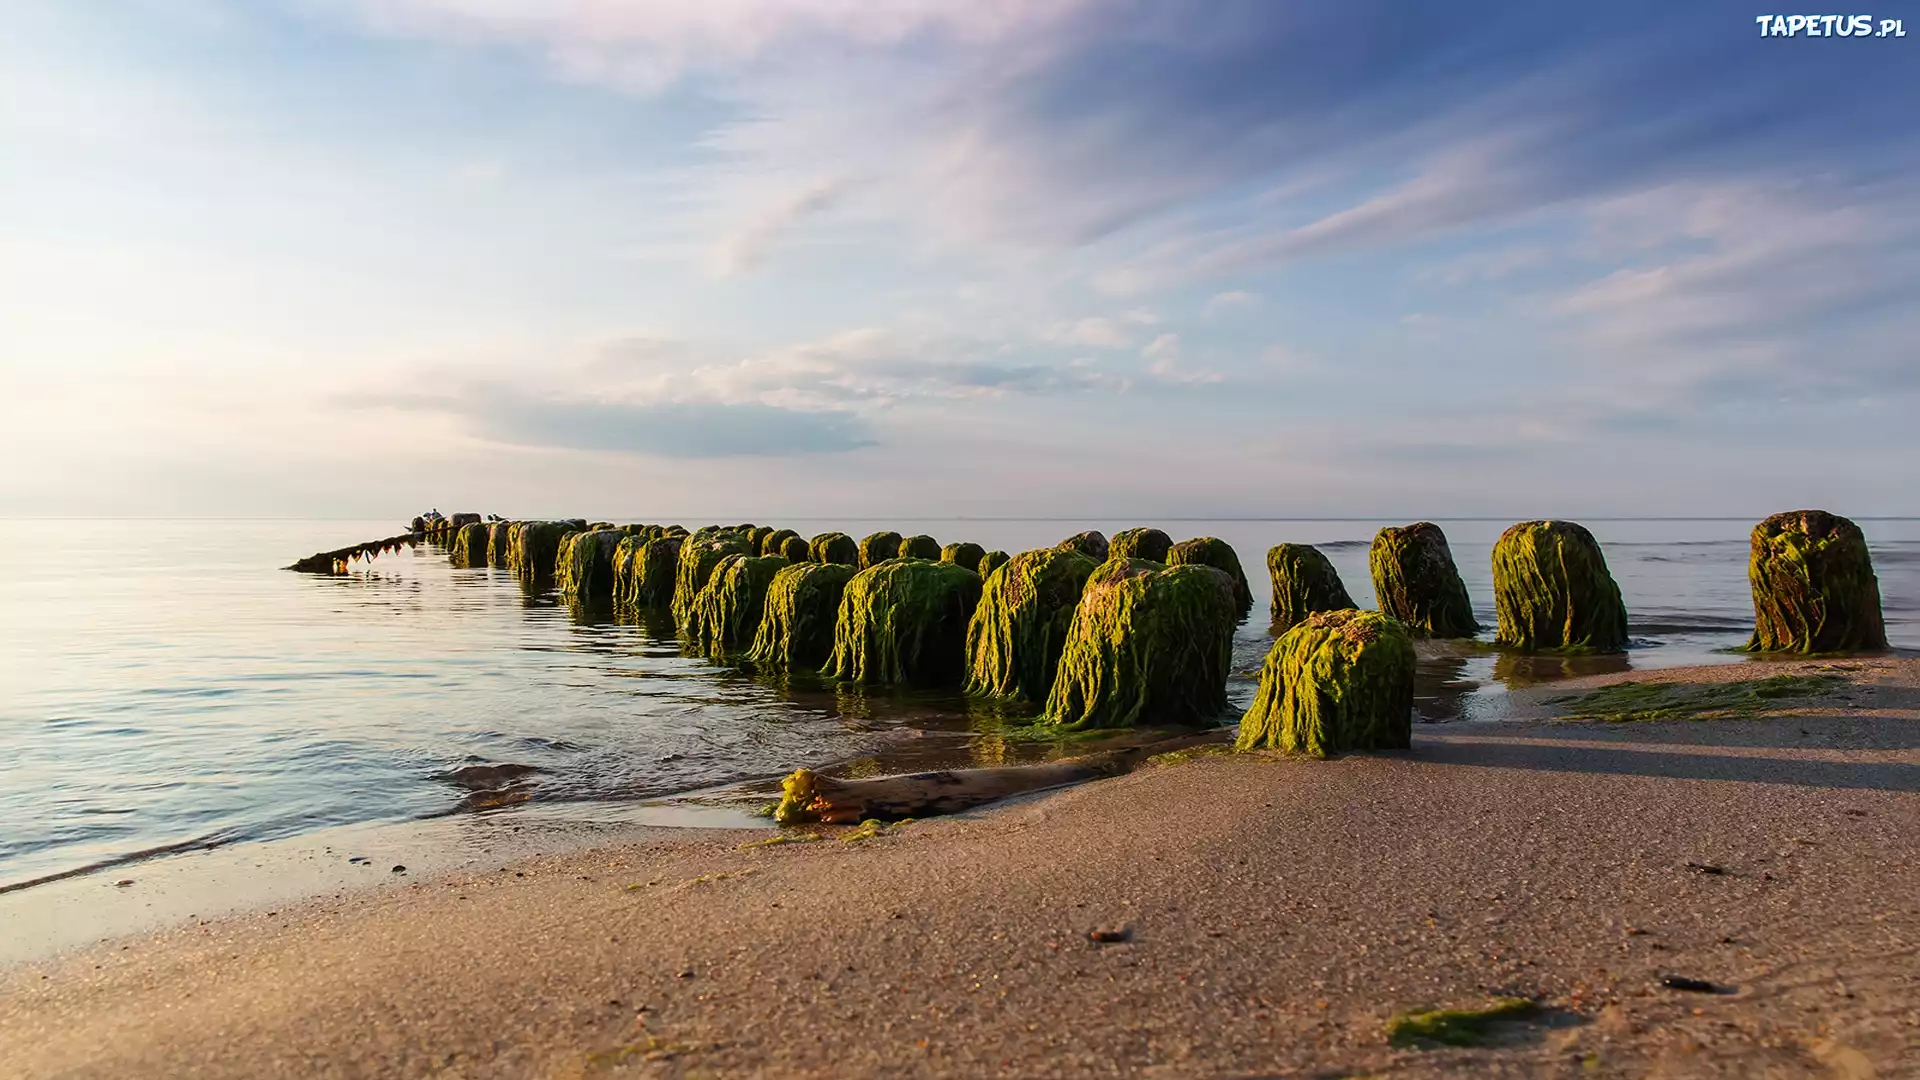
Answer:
5, 655, 1918, 1077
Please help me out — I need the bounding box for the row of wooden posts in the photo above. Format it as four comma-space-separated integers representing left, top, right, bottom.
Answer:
387, 509, 1890, 766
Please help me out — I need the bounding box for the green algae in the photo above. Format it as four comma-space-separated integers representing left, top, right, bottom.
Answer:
682, 553, 789, 659
1168, 537, 1253, 622
1369, 522, 1479, 638
555, 528, 624, 606
1745, 510, 1886, 654
774, 767, 822, 824
1110, 527, 1173, 564
1041, 559, 1237, 730
809, 532, 859, 566
858, 531, 903, 570
1144, 741, 1235, 767
613, 534, 682, 610
1386, 998, 1539, 1048
748, 526, 775, 553
452, 521, 491, 569
777, 534, 810, 562
485, 521, 513, 569
671, 532, 755, 627
745, 562, 857, 672
1056, 530, 1110, 561
1492, 521, 1628, 653
761, 528, 800, 557
823, 559, 984, 687
940, 541, 987, 574
964, 547, 1099, 702
508, 521, 568, 583
1549, 674, 1846, 723
1266, 543, 1356, 633
977, 550, 1011, 578
1236, 609, 1414, 757
898, 534, 943, 561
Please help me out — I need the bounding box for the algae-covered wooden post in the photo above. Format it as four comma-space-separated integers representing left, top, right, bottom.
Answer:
1746, 510, 1886, 653
1266, 543, 1355, 633
557, 528, 624, 607
509, 521, 568, 584
1236, 609, 1414, 757
824, 560, 983, 686
1491, 521, 1628, 653
1168, 537, 1253, 623
897, 534, 942, 561
1041, 559, 1237, 730
684, 553, 789, 659
452, 521, 491, 569
613, 534, 682, 610
977, 550, 1011, 578
940, 541, 987, 574
671, 531, 755, 627
761, 529, 800, 557
809, 532, 859, 566
964, 548, 1099, 702
1110, 527, 1172, 563
1056, 530, 1109, 561
485, 521, 513, 569
1369, 522, 1479, 638
858, 531, 903, 570
745, 562, 857, 672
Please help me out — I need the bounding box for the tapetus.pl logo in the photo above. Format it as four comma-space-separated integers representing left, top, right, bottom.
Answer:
1755, 14, 1906, 36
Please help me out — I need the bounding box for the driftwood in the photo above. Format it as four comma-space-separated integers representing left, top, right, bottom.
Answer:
287, 533, 417, 574
773, 731, 1228, 824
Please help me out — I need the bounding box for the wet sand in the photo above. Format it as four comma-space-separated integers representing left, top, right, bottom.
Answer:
4, 655, 1919, 1078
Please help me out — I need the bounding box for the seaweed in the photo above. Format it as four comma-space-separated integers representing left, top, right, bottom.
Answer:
745, 562, 857, 672
1369, 522, 1479, 638
1110, 527, 1172, 564
1386, 998, 1539, 1048
761, 528, 801, 557
613, 534, 682, 610
485, 521, 513, 569
1550, 674, 1846, 722
823, 559, 984, 687
965, 547, 1100, 702
1265, 543, 1354, 633
977, 550, 1011, 578
1745, 510, 1887, 653
858, 531, 903, 570
556, 528, 624, 607
940, 541, 987, 574
898, 534, 943, 561
671, 531, 755, 626
1491, 521, 1628, 653
1041, 559, 1237, 730
683, 554, 790, 659
1056, 530, 1110, 561
1235, 609, 1414, 757
509, 521, 568, 583
778, 534, 811, 562
1168, 537, 1253, 622
452, 521, 491, 569
809, 532, 859, 566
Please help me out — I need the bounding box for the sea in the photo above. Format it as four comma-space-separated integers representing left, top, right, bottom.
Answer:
4, 517, 1916, 895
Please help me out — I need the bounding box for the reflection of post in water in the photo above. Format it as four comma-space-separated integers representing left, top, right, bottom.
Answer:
615, 605, 681, 646
1491, 649, 1631, 689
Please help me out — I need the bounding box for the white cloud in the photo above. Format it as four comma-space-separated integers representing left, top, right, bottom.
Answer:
713, 176, 855, 275
1202, 290, 1256, 318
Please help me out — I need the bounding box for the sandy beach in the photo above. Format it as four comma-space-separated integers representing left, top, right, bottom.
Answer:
4, 654, 1918, 1079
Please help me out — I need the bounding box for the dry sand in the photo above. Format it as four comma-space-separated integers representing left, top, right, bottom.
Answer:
4, 655, 1919, 1079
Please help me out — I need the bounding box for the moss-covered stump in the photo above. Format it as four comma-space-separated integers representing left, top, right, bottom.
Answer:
965, 548, 1099, 702
671, 532, 755, 627
747, 526, 774, 553
1369, 522, 1479, 638
1169, 537, 1253, 622
1745, 510, 1887, 653
1236, 609, 1414, 757
745, 562, 857, 671
898, 534, 942, 561
683, 554, 789, 659
509, 521, 568, 582
1110, 527, 1172, 564
940, 541, 987, 574
1056, 530, 1109, 561
452, 521, 491, 568
409, 515, 427, 534
977, 550, 1011, 578
1492, 521, 1628, 653
557, 528, 623, 605
760, 528, 799, 557
824, 560, 984, 687
486, 521, 513, 569
809, 532, 858, 566
858, 531, 903, 570
1266, 543, 1356, 633
1040, 559, 1237, 730
777, 534, 810, 562
449, 512, 482, 532
614, 534, 682, 610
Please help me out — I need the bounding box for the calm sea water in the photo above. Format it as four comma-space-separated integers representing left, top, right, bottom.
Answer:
3, 517, 1916, 892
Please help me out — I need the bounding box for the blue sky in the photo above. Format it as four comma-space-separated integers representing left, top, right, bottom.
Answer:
3, 1, 1916, 519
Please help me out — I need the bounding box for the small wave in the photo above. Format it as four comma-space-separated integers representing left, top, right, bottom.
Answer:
1316, 540, 1371, 550
0, 829, 242, 896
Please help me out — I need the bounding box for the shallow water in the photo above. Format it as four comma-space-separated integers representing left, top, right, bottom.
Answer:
3, 516, 1916, 892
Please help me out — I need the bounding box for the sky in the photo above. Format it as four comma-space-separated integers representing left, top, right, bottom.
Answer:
3, 1, 1917, 520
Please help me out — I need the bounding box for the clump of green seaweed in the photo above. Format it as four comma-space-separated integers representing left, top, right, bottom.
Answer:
683, 553, 790, 659
777, 534, 810, 562
964, 547, 1100, 702
761, 529, 800, 557
898, 534, 943, 561
745, 562, 858, 672
672, 531, 755, 626
1041, 559, 1237, 730
1110, 527, 1173, 564
556, 528, 624, 606
940, 541, 987, 574
1369, 522, 1479, 638
509, 521, 568, 583
1236, 609, 1414, 757
1168, 537, 1253, 622
452, 521, 491, 569
809, 532, 859, 566
1056, 530, 1109, 561
977, 550, 1011, 578
858, 531, 903, 570
1745, 510, 1886, 654
824, 559, 984, 687
1492, 520, 1628, 653
1265, 543, 1355, 633
613, 534, 682, 610
1386, 998, 1539, 1048
485, 521, 513, 569
1550, 674, 1846, 723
